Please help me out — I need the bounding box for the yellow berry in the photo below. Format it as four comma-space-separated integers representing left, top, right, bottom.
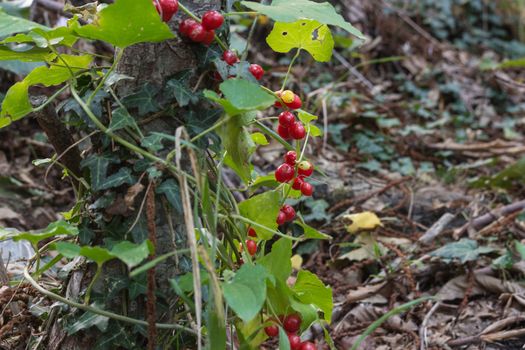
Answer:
281, 90, 295, 104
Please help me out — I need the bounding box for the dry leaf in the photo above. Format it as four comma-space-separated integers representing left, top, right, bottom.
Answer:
344, 211, 382, 234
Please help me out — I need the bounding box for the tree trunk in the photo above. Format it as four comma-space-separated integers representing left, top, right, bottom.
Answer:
46, 1, 221, 349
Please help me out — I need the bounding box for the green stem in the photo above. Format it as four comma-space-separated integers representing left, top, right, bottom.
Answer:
23, 265, 196, 333
87, 48, 124, 106
281, 49, 301, 91
190, 115, 231, 143
228, 214, 303, 241
254, 121, 294, 151
179, 2, 228, 51
84, 264, 102, 305
224, 11, 258, 16
32, 84, 70, 113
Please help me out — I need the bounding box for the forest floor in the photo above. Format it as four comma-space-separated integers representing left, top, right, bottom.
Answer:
1, 0, 525, 349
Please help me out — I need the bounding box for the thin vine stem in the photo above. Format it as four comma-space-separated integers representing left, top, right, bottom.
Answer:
281, 48, 302, 91
87, 48, 124, 106
228, 214, 303, 242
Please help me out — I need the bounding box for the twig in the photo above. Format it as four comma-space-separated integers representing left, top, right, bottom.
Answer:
146, 183, 158, 350
332, 51, 375, 93
419, 213, 456, 245
419, 301, 441, 350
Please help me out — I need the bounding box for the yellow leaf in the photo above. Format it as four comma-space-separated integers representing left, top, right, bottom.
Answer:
291, 254, 303, 270
344, 211, 382, 234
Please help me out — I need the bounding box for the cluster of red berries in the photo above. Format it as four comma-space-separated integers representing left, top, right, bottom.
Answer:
178, 10, 223, 46
275, 89, 302, 110
221, 50, 265, 81
275, 151, 315, 197
276, 110, 305, 140
153, 0, 179, 22
264, 314, 317, 350
277, 204, 295, 225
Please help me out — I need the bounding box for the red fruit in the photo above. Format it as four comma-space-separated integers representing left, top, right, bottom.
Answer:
277, 124, 291, 139
290, 122, 306, 140
265, 324, 279, 337
246, 240, 257, 256
274, 90, 283, 108
284, 151, 297, 165
299, 342, 317, 350
277, 211, 287, 225
283, 314, 301, 334
248, 227, 257, 237
179, 19, 198, 36
154, 0, 179, 22
202, 29, 215, 46
189, 24, 207, 42
285, 94, 302, 110
300, 182, 314, 196
297, 161, 313, 177
278, 111, 295, 127
222, 50, 239, 65
281, 204, 296, 222
288, 334, 302, 350
292, 176, 304, 190
249, 64, 264, 80
202, 10, 224, 30
275, 163, 294, 183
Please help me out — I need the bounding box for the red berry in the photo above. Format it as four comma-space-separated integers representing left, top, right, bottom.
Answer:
285, 94, 302, 110
202, 29, 215, 46
284, 150, 297, 165
290, 122, 306, 140
274, 90, 283, 108
281, 90, 295, 104
292, 176, 304, 190
265, 324, 279, 337
281, 204, 295, 222
277, 211, 287, 225
154, 0, 178, 22
179, 19, 198, 36
202, 10, 224, 30
297, 161, 313, 177
277, 124, 291, 139
289, 334, 302, 350
299, 342, 317, 350
222, 50, 239, 65
189, 24, 207, 42
246, 240, 257, 256
248, 227, 257, 237
300, 182, 314, 196
283, 314, 301, 334
275, 163, 294, 183
249, 64, 264, 80
278, 111, 295, 127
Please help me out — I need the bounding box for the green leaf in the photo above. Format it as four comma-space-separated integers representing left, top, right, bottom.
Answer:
80, 153, 120, 191
98, 167, 135, 190
111, 240, 152, 269
13, 220, 78, 246
3, 27, 78, 48
470, 157, 525, 190
219, 78, 276, 111
164, 71, 197, 107
292, 270, 333, 322
298, 111, 322, 137
222, 264, 268, 322
204, 90, 244, 116
0, 60, 44, 75
156, 179, 183, 213
0, 46, 55, 62
258, 238, 292, 283
429, 239, 495, 263
278, 326, 291, 350
516, 241, 525, 260
266, 20, 334, 62
122, 83, 160, 116
296, 221, 331, 240
0, 54, 92, 127
56, 242, 115, 266
72, 0, 174, 48
238, 191, 281, 240
66, 310, 109, 335
218, 116, 255, 183
108, 107, 138, 132
241, 0, 365, 39
0, 10, 48, 37
251, 132, 268, 145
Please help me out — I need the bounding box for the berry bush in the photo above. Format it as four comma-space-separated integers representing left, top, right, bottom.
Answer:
0, 0, 364, 348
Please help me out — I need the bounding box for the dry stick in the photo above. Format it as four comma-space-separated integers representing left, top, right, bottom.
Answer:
419, 301, 441, 350
454, 200, 525, 237
332, 51, 375, 93
146, 183, 158, 350
419, 213, 456, 245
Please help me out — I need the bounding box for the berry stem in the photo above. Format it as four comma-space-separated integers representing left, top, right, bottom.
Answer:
223, 11, 258, 16
178, 2, 229, 51
281, 48, 301, 91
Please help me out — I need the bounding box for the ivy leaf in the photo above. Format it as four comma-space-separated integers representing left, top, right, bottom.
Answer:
66, 310, 109, 335
267, 20, 334, 62
80, 153, 120, 191
156, 179, 183, 214
219, 78, 276, 111
122, 83, 160, 116
12, 220, 78, 247
110, 240, 153, 269
164, 71, 197, 107
72, 0, 174, 48
222, 264, 268, 322
238, 191, 281, 240
241, 0, 365, 39
98, 167, 135, 190
429, 239, 495, 263
292, 269, 333, 322
108, 107, 138, 132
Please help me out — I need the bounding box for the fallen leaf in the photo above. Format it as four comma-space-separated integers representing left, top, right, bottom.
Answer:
344, 211, 382, 234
